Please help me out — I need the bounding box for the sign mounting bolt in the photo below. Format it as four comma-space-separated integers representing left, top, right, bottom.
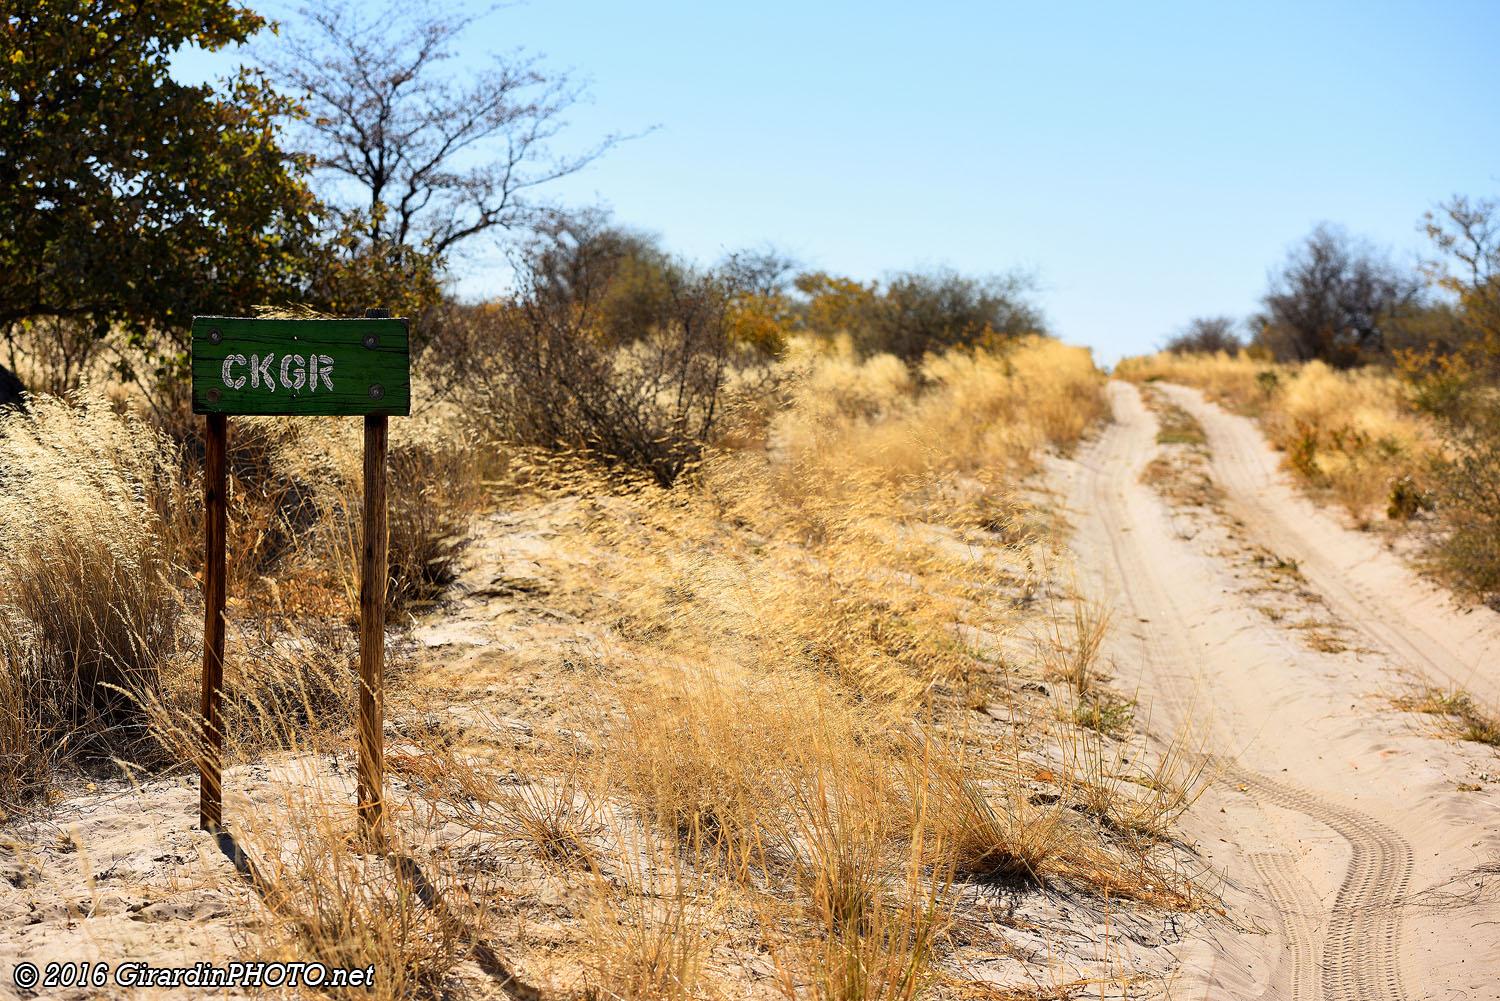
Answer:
208, 328, 222, 345
369, 384, 385, 400
206, 388, 222, 404
363, 333, 379, 349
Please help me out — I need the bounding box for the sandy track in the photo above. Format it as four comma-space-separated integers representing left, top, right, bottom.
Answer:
1158, 382, 1500, 709
1062, 382, 1500, 1001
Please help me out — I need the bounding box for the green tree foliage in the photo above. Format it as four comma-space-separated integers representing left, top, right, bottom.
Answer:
0, 2, 318, 356
299, 215, 443, 323
794, 272, 881, 343
868, 268, 1044, 362
1408, 194, 1500, 605
1429, 406, 1500, 608
791, 268, 1044, 362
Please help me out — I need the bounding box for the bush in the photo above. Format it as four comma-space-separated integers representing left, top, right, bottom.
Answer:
423, 215, 754, 487
1431, 402, 1500, 606
1164, 316, 1242, 355
860, 268, 1044, 363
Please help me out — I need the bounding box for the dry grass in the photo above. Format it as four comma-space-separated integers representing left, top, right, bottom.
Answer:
0, 393, 190, 801
1035, 591, 1113, 697
584, 825, 718, 1001
2, 333, 1213, 997
1114, 350, 1278, 414
1394, 688, 1500, 746
0, 384, 486, 814
1119, 351, 1438, 524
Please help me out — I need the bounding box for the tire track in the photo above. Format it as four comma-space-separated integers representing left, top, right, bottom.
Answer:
1157, 381, 1500, 709
1067, 382, 1414, 1000
1234, 768, 1412, 1001
1248, 851, 1320, 1001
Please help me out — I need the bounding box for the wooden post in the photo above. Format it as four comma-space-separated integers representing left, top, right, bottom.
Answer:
191, 310, 407, 837
357, 307, 390, 842
200, 414, 228, 831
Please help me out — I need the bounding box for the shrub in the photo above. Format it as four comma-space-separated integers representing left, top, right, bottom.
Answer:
1430, 402, 1500, 606
260, 411, 485, 610
859, 268, 1044, 363
1164, 316, 1243, 355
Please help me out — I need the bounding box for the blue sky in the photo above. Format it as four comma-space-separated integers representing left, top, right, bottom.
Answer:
175, 1, 1500, 364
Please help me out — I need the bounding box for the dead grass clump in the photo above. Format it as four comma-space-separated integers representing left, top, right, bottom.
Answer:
1056, 702, 1211, 850
612, 659, 794, 865
1395, 687, 1500, 746
777, 726, 947, 1001
584, 826, 717, 1001
1036, 595, 1113, 697
238, 769, 501, 1001
923, 762, 1067, 883
0, 393, 189, 798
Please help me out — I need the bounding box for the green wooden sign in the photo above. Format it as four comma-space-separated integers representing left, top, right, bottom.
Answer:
191, 316, 410, 416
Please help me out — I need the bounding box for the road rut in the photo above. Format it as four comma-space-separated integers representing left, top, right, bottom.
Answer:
1061, 381, 1500, 1000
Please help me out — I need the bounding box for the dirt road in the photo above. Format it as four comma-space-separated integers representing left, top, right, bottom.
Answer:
1063, 381, 1500, 1000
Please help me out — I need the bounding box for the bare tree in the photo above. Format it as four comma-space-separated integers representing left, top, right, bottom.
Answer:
263, 0, 620, 257
1164, 316, 1242, 354
1424, 195, 1500, 291
720, 245, 801, 298
1254, 223, 1422, 367
1423, 195, 1500, 369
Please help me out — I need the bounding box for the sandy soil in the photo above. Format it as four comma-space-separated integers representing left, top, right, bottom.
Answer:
5, 382, 1499, 1000
0, 494, 1208, 1000
1061, 381, 1500, 1001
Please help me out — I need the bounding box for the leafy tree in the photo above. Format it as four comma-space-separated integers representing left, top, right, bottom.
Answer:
794, 272, 880, 342
0, 1, 317, 355
1253, 224, 1422, 367
511, 210, 681, 348
1165, 316, 1242, 354
790, 269, 1044, 362
719, 247, 800, 355
865, 268, 1044, 363
299, 216, 443, 322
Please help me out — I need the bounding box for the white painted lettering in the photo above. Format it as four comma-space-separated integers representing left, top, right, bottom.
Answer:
314, 354, 335, 392
222, 354, 247, 389
250, 353, 276, 391
280, 353, 307, 390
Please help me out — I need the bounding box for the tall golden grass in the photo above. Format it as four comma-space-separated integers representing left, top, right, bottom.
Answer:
2, 333, 1210, 996
0, 393, 189, 799
470, 335, 1205, 992
0, 386, 487, 811
1118, 351, 1438, 523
